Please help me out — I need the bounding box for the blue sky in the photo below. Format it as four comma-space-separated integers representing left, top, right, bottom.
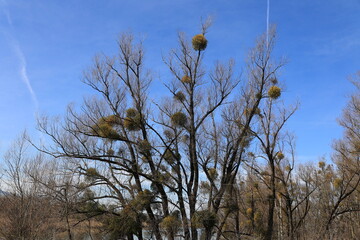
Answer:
0, 0, 359, 162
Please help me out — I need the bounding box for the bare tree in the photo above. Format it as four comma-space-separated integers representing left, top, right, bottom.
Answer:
0, 134, 54, 240
32, 23, 291, 240
323, 71, 360, 237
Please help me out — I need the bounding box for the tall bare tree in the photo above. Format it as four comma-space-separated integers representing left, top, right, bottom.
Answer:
33, 23, 290, 240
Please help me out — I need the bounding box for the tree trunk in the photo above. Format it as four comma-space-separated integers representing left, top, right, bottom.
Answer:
265, 161, 276, 240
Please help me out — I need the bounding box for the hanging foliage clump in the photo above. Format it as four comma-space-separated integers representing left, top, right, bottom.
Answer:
171, 112, 187, 127
270, 77, 278, 84
244, 107, 261, 116
163, 149, 180, 164
192, 34, 208, 51
174, 91, 186, 102
95, 123, 122, 140
268, 86, 281, 99
160, 215, 181, 235
192, 210, 218, 230
85, 168, 99, 181
124, 108, 141, 131
98, 115, 122, 126
181, 75, 192, 84
276, 152, 285, 160
208, 168, 218, 180
138, 140, 152, 155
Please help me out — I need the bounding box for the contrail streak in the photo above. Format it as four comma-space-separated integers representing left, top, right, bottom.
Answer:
13, 44, 39, 111
266, 0, 270, 47
1, 0, 39, 112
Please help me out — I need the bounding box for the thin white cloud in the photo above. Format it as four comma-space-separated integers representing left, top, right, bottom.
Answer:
13, 44, 39, 111
1, 0, 39, 112
0, 0, 10, 25
312, 32, 360, 57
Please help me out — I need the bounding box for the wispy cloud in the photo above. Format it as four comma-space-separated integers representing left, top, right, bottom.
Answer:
13, 44, 39, 111
312, 32, 360, 57
1, 0, 39, 112
0, 0, 11, 25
